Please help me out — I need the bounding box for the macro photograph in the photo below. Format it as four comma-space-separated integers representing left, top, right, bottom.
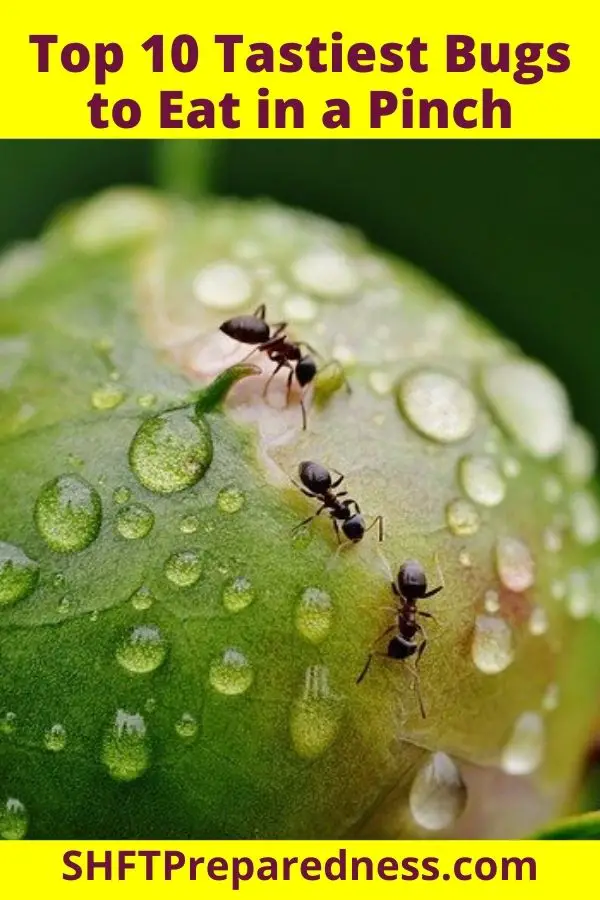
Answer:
1, 139, 600, 841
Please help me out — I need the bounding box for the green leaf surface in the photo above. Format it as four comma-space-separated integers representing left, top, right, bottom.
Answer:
534, 811, 600, 840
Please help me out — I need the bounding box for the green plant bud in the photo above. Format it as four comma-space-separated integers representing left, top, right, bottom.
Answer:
0, 187, 599, 840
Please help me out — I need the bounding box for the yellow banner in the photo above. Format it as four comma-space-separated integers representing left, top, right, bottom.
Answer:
0, 0, 595, 137
0, 840, 595, 894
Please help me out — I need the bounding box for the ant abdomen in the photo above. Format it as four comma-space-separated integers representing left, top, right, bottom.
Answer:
220, 314, 270, 345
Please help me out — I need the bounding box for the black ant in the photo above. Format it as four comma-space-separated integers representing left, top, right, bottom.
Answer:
292, 461, 383, 544
219, 304, 348, 429
356, 559, 443, 718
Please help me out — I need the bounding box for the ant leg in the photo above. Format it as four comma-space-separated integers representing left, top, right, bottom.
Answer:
423, 586, 443, 600
291, 504, 326, 535
262, 360, 286, 398
330, 469, 345, 489
238, 346, 259, 364
365, 515, 384, 542
333, 491, 349, 500
299, 391, 308, 431
296, 341, 321, 358
269, 321, 287, 339
418, 610, 439, 626
253, 304, 267, 320
355, 627, 396, 684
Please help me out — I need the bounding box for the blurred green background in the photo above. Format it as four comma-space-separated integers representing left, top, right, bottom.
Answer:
0, 139, 598, 446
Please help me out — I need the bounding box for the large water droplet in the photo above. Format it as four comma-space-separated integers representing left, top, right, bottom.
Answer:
569, 490, 600, 545
222, 577, 255, 613
129, 409, 213, 495
396, 369, 477, 444
91, 382, 126, 410
409, 752, 467, 831
481, 359, 570, 458
0, 797, 28, 839
209, 648, 253, 695
459, 454, 506, 507
500, 712, 545, 775
130, 585, 154, 610
164, 551, 202, 587
193, 260, 253, 310
0, 542, 39, 606
116, 504, 155, 540
471, 615, 514, 674
175, 712, 198, 739
495, 536, 535, 592
35, 474, 102, 553
44, 723, 67, 751
101, 710, 149, 782
290, 666, 342, 759
116, 625, 167, 674
561, 425, 596, 485
296, 588, 333, 644
217, 486, 245, 514
566, 568, 593, 619
291, 248, 358, 298
446, 499, 480, 536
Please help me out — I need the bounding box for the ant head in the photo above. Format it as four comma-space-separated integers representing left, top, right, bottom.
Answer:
220, 314, 270, 345
295, 355, 317, 387
397, 559, 427, 600
342, 514, 365, 543
299, 461, 331, 493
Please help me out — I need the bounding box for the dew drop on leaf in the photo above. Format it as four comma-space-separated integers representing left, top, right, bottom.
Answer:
101, 710, 150, 782
130, 585, 154, 611
290, 665, 342, 759
500, 712, 545, 775
175, 713, 198, 739
0, 541, 39, 606
34, 474, 102, 553
112, 486, 131, 505
396, 368, 477, 444
128, 409, 213, 495
44, 723, 67, 752
180, 514, 200, 534
209, 649, 253, 696
446, 499, 480, 536
0, 797, 28, 839
116, 625, 167, 674
217, 486, 246, 514
471, 615, 514, 675
295, 588, 333, 644
566, 568, 593, 619
495, 536, 535, 592
0, 712, 16, 735
459, 454, 506, 507
164, 551, 202, 588
409, 752, 467, 831
91, 382, 126, 410
222, 577, 255, 613
115, 504, 155, 540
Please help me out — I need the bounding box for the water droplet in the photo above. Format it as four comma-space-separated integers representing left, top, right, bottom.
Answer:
501, 712, 545, 775
459, 454, 506, 507
209, 648, 253, 695
296, 588, 333, 644
409, 752, 467, 831
569, 490, 600, 545
542, 683, 560, 712
458, 548, 472, 568
112, 486, 131, 505
290, 666, 342, 759
129, 409, 213, 495
222, 577, 255, 613
44, 723, 67, 751
0, 797, 28, 839
481, 359, 570, 458
471, 615, 514, 674
368, 370, 393, 396
331, 343, 355, 365
543, 476, 563, 503
116, 625, 167, 674
101, 710, 149, 782
446, 499, 480, 536
502, 456, 521, 479
180, 514, 200, 534
483, 589, 500, 614
291, 248, 358, 298
91, 382, 125, 410
193, 260, 252, 310
217, 486, 245, 514
396, 369, 477, 444
164, 551, 202, 588
551, 579, 566, 601
130, 585, 154, 610
543, 527, 563, 553
561, 425, 596, 485
137, 393, 157, 409
529, 606, 549, 636
35, 475, 102, 553
115, 504, 155, 540
283, 294, 318, 323
0, 542, 39, 607
175, 713, 198, 739
0, 712, 16, 735
57, 595, 72, 615
496, 537, 535, 592
566, 568, 593, 619
90, 609, 99, 622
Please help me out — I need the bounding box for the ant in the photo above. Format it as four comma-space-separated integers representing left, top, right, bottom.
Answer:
292, 460, 383, 544
356, 559, 443, 718
219, 304, 348, 429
